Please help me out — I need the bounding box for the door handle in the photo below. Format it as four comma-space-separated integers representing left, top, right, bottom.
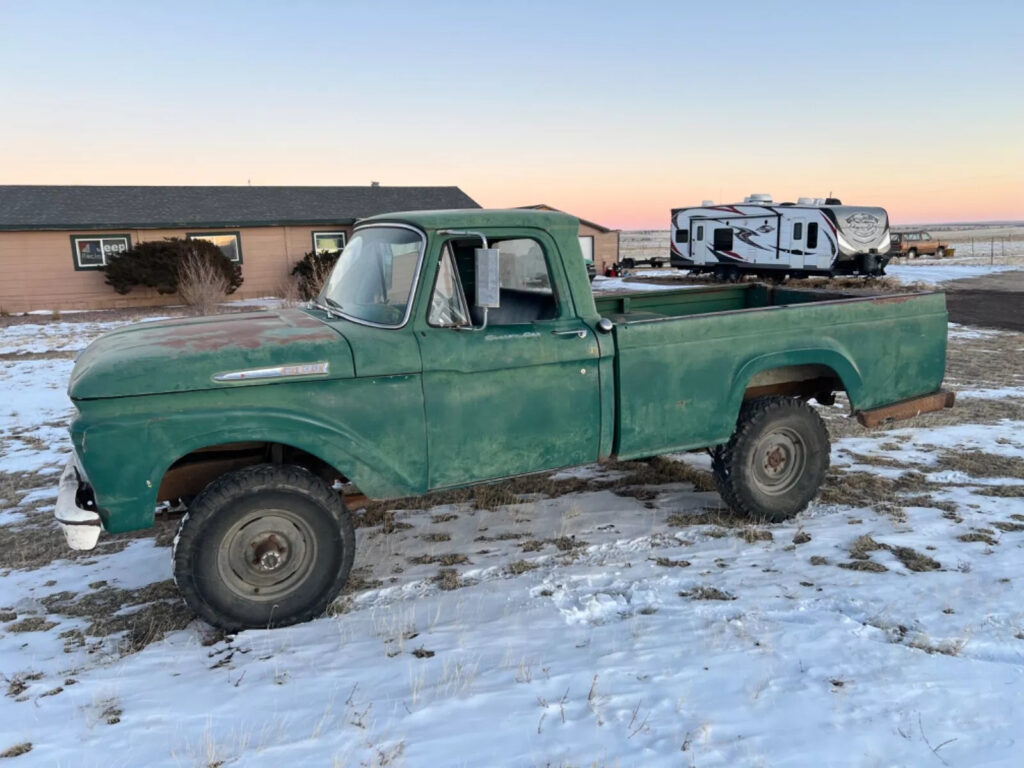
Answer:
551, 329, 588, 339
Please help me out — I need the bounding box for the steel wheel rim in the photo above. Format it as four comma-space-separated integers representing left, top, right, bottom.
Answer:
218, 509, 318, 602
750, 426, 806, 496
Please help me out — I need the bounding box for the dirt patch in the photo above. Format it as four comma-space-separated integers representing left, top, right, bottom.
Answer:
736, 528, 773, 543
945, 284, 1024, 332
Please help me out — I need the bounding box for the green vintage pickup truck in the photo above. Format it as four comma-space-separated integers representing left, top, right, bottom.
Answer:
57, 209, 953, 629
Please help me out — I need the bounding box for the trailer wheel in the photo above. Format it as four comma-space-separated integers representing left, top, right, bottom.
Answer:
173, 464, 355, 631
711, 397, 830, 522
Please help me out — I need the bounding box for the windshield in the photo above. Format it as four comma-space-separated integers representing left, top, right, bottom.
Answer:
318, 225, 424, 327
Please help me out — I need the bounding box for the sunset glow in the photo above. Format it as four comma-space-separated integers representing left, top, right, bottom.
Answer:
1, 1, 1020, 230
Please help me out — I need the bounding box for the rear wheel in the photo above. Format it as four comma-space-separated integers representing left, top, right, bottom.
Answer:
173, 464, 355, 631
907, 248, 918, 259
712, 397, 830, 522
936, 246, 946, 258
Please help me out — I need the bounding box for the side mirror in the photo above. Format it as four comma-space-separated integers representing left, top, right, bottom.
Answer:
474, 248, 500, 309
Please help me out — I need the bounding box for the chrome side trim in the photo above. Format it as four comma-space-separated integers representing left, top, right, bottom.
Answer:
213, 361, 330, 382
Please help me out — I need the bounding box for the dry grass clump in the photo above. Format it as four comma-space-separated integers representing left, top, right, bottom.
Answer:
652, 557, 691, 568
838, 560, 889, 573
0, 742, 32, 758
842, 534, 939, 572
819, 469, 932, 510
810, 555, 829, 566
667, 506, 757, 528
178, 253, 229, 315
6, 617, 57, 633
958, 530, 998, 546
40, 580, 191, 654
792, 531, 811, 545
435, 569, 462, 591
992, 521, 1024, 533
680, 586, 735, 601
736, 528, 773, 543
507, 560, 539, 575
934, 449, 1024, 480
604, 456, 717, 492
407, 553, 469, 567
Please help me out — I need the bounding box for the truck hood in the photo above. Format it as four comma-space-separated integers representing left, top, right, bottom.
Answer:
69, 309, 354, 400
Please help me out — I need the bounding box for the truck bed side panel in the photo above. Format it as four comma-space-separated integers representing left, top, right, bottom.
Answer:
612, 293, 948, 458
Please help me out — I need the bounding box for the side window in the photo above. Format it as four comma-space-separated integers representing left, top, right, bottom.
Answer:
428, 244, 470, 327
496, 238, 553, 294
675, 229, 689, 244
807, 222, 819, 249
696, 225, 704, 241
793, 222, 803, 240
713, 228, 733, 251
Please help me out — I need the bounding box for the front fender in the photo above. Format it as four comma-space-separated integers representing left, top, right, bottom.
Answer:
74, 376, 427, 533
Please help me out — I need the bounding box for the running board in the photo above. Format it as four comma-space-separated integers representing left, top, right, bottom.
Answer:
854, 390, 956, 428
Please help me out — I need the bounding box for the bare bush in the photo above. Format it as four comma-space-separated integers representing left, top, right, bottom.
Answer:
178, 253, 230, 315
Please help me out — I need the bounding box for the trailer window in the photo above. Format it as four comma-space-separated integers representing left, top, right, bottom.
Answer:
793, 222, 803, 240
713, 228, 733, 251
696, 225, 704, 241
675, 229, 689, 244
807, 223, 819, 249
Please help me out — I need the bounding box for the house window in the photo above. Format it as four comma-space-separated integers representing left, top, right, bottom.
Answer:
188, 232, 242, 263
577, 235, 594, 264
312, 231, 347, 255
807, 223, 819, 249
71, 234, 131, 269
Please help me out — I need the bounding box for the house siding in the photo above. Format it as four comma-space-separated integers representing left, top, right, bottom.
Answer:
578, 221, 620, 273
0, 224, 353, 313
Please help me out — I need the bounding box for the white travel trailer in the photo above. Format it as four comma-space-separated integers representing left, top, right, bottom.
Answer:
669, 195, 891, 279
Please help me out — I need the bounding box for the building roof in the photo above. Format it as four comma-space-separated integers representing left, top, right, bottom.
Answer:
0, 185, 480, 231
517, 204, 617, 233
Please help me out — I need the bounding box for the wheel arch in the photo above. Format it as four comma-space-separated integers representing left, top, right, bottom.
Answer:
728, 350, 864, 419
147, 410, 425, 511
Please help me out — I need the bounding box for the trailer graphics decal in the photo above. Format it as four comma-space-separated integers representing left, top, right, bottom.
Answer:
844, 212, 883, 246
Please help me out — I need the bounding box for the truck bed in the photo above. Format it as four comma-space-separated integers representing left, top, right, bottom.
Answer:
597, 283, 949, 460
594, 283, 869, 322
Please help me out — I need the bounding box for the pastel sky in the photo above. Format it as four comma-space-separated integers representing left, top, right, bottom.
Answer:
1, 0, 1021, 229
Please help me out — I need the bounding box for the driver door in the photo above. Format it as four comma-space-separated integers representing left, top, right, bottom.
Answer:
417, 234, 602, 489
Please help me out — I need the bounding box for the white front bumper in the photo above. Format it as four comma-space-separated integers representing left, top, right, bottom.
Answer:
55, 458, 103, 551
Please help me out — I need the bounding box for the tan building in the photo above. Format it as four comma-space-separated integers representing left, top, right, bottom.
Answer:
0, 185, 479, 313
518, 204, 620, 274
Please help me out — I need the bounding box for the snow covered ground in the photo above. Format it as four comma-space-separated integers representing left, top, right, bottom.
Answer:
884, 264, 1018, 286
2, 310, 1024, 766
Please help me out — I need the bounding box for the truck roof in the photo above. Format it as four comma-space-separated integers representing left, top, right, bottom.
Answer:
358, 208, 580, 233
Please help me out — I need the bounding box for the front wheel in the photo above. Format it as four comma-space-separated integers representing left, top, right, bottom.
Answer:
712, 397, 830, 522
173, 464, 355, 631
